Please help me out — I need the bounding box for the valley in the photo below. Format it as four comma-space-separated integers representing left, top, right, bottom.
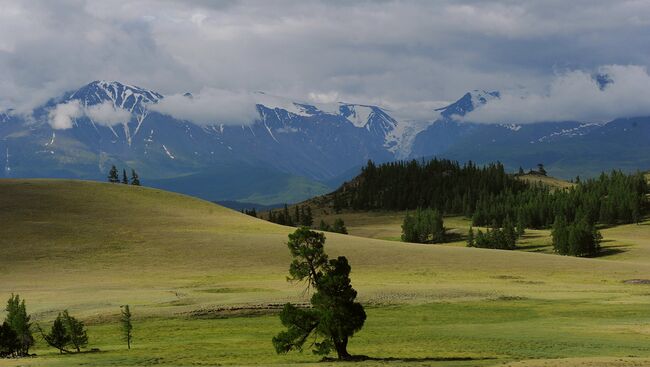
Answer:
2, 180, 650, 366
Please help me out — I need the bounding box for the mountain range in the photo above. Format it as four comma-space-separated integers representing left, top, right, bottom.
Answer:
1, 80, 648, 205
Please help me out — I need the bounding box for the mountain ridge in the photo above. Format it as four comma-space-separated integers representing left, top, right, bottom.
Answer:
0, 80, 648, 203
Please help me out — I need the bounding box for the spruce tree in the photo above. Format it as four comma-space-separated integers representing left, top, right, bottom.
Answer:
319, 220, 331, 232
305, 207, 314, 227
121, 169, 128, 184
108, 165, 119, 183
294, 206, 300, 226
43, 313, 71, 354
130, 169, 140, 186
120, 305, 133, 350
283, 204, 293, 226
332, 218, 348, 234
4, 294, 33, 356
466, 227, 475, 247
0, 322, 19, 358
62, 311, 87, 353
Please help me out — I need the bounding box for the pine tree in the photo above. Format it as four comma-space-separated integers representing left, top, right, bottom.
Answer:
0, 322, 19, 358
319, 220, 331, 232
466, 227, 475, 247
62, 311, 87, 353
332, 218, 348, 234
294, 206, 300, 226
273, 228, 366, 360
108, 165, 119, 183
502, 215, 517, 248
305, 207, 314, 227
121, 169, 128, 184
130, 169, 140, 186
120, 305, 133, 350
516, 211, 526, 237
43, 313, 71, 354
552, 216, 569, 255
4, 294, 33, 356
283, 204, 293, 226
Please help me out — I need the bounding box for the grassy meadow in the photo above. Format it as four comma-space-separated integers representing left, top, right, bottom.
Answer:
3, 180, 650, 366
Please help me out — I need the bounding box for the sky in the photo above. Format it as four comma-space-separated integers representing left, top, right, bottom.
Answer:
2, 0, 650, 124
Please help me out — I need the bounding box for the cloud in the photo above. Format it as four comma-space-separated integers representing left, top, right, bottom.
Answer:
464, 65, 650, 124
2, 1, 650, 124
86, 101, 132, 125
48, 100, 131, 130
151, 88, 259, 125
48, 100, 83, 129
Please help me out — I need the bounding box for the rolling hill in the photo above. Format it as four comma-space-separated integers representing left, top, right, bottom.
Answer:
3, 180, 650, 366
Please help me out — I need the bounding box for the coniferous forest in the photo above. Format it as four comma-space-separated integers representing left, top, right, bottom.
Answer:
336, 159, 647, 255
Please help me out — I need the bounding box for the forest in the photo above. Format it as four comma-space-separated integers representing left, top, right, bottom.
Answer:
337, 159, 647, 255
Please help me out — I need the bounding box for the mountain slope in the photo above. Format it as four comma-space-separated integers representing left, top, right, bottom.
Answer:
2, 80, 650, 203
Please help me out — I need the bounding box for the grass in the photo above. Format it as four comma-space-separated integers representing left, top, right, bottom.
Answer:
3, 179, 650, 366
516, 173, 575, 190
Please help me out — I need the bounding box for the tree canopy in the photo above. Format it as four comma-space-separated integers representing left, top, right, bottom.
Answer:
273, 227, 366, 360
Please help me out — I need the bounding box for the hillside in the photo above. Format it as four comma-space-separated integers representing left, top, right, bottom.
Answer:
515, 172, 574, 189
3, 180, 650, 366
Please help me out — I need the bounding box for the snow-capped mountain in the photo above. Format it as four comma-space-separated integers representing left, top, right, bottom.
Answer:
435, 90, 500, 119
1, 80, 648, 203
68, 80, 163, 111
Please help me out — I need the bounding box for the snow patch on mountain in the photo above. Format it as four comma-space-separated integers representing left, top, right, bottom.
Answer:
385, 118, 433, 158
436, 90, 500, 120
533, 123, 603, 143
501, 124, 522, 131
162, 144, 175, 159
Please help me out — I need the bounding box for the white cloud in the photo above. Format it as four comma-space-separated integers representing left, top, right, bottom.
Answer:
151, 88, 259, 125
86, 101, 132, 126
48, 100, 132, 130
465, 65, 650, 124
48, 100, 83, 129
308, 91, 340, 104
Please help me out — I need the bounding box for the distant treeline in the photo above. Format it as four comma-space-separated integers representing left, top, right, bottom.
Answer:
265, 204, 349, 234
343, 159, 528, 214
339, 159, 647, 231
268, 204, 314, 227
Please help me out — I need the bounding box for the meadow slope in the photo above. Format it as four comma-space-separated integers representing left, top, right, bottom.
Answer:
2, 180, 650, 366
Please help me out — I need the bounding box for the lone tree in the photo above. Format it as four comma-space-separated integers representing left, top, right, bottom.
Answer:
121, 169, 128, 184
4, 294, 33, 357
120, 305, 133, 349
273, 227, 366, 360
108, 165, 120, 183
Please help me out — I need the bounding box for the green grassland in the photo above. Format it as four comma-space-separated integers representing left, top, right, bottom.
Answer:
3, 180, 650, 366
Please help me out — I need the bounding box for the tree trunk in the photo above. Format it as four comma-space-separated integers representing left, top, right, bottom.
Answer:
334, 336, 351, 360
